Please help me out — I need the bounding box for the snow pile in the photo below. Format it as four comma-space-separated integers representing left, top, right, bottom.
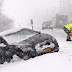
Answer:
0, 53, 71, 72
35, 42, 55, 54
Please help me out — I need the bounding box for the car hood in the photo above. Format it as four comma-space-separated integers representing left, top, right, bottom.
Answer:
13, 33, 53, 51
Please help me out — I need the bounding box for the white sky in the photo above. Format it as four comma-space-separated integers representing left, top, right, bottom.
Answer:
2, 0, 60, 29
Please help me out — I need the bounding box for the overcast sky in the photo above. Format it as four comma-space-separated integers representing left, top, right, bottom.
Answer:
2, 0, 71, 29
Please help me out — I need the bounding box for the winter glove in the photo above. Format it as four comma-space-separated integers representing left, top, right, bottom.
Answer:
68, 32, 72, 36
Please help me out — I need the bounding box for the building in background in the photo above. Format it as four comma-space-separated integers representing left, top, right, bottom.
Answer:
51, 14, 68, 28
55, 14, 68, 28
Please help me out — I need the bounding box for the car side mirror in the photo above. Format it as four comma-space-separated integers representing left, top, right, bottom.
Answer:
38, 31, 41, 34
35, 31, 41, 34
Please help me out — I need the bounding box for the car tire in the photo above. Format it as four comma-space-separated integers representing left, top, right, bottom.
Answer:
24, 55, 30, 60
6, 56, 13, 63
0, 58, 5, 64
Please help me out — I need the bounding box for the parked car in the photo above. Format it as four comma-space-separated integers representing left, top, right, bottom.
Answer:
0, 28, 59, 64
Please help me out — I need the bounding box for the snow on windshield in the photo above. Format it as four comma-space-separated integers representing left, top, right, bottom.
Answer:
3, 28, 37, 44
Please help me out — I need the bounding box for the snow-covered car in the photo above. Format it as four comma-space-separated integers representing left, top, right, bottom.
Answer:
0, 28, 59, 63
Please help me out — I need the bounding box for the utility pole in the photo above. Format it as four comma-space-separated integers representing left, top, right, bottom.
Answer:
30, 19, 33, 30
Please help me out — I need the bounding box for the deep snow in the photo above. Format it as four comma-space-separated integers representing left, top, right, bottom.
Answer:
0, 29, 72, 72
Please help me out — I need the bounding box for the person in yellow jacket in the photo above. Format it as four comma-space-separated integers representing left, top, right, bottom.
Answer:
63, 24, 72, 41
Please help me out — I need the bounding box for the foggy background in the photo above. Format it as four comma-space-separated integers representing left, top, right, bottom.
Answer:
0, 0, 72, 31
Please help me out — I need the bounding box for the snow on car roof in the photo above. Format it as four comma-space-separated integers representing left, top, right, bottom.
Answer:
0, 27, 34, 36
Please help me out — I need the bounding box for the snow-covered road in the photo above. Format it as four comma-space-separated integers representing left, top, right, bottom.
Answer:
0, 29, 72, 72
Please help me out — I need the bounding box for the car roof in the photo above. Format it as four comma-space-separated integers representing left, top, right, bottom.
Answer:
0, 27, 37, 37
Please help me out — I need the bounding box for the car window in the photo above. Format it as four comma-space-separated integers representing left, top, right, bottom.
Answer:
17, 29, 37, 35
3, 28, 37, 44
6, 28, 37, 36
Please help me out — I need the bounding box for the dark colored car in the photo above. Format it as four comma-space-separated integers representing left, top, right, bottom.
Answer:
0, 28, 59, 64
42, 21, 53, 30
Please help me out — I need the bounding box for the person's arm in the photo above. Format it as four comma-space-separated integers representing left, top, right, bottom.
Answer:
63, 27, 70, 33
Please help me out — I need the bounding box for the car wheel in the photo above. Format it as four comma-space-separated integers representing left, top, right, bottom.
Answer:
30, 51, 37, 58
6, 56, 13, 63
44, 47, 51, 53
0, 58, 5, 64
24, 55, 30, 60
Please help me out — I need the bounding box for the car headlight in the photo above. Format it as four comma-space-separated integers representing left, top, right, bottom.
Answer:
40, 41, 50, 46
41, 41, 46, 45
50, 25, 53, 27
44, 47, 51, 53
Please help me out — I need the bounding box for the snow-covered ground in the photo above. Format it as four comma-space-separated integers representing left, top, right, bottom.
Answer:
0, 29, 72, 72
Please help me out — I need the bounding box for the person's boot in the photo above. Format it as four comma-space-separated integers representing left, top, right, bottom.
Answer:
66, 35, 71, 41
66, 39, 72, 41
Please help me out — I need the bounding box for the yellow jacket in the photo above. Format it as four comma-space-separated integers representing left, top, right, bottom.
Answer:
65, 24, 72, 30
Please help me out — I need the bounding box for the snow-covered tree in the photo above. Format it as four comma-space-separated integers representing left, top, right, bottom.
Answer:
0, 0, 13, 32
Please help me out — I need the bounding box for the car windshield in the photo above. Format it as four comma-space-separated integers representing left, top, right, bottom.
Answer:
3, 28, 38, 44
